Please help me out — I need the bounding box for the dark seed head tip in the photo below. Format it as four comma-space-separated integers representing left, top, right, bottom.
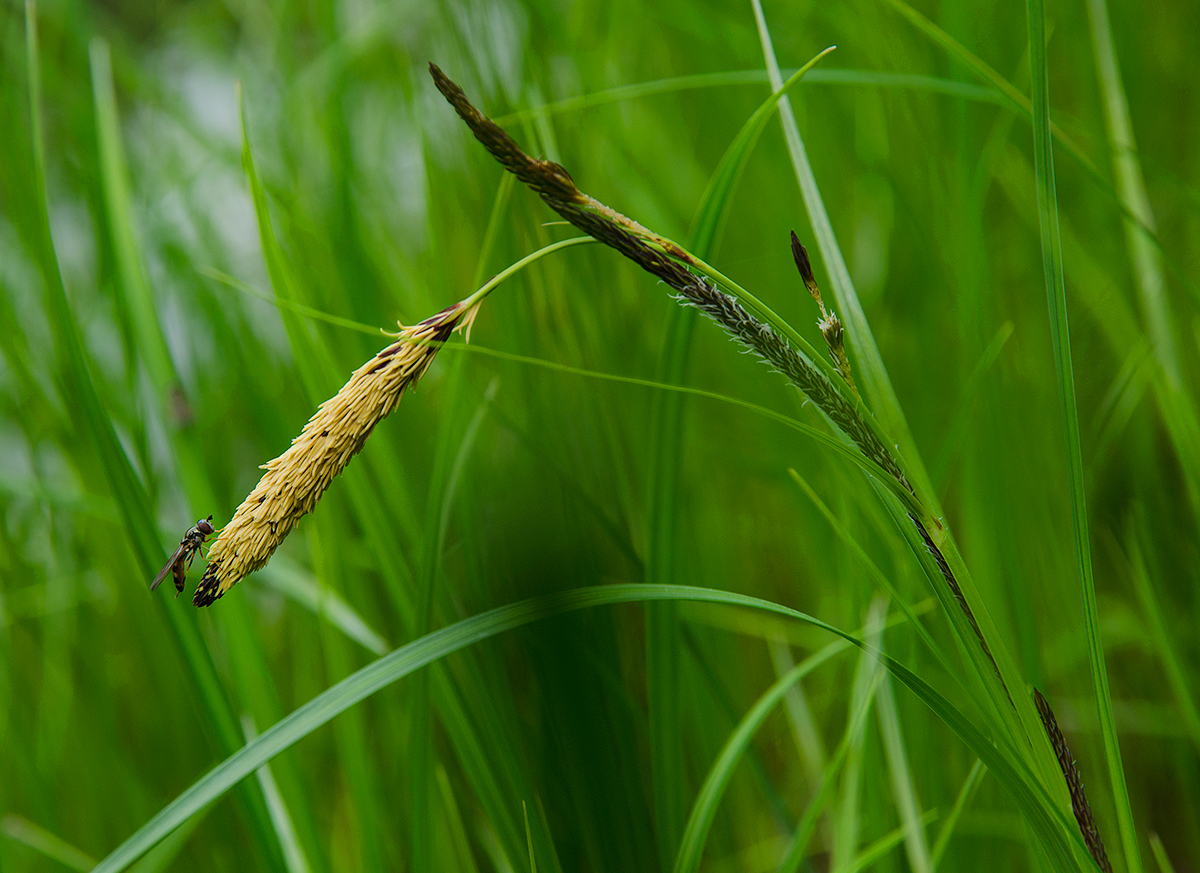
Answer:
790, 232, 817, 288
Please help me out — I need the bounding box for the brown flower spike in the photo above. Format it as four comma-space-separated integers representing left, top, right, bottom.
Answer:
193, 299, 478, 606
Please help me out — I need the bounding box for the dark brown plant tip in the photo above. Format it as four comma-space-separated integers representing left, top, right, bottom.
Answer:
791, 230, 858, 400
428, 62, 583, 207
1033, 689, 1114, 873
790, 230, 819, 296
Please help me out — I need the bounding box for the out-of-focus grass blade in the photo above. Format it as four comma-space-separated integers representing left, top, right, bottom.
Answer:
778, 635, 886, 873
493, 69, 999, 126
1026, 1, 1141, 871
1, 814, 95, 872
688, 46, 835, 258
833, 601, 887, 870
876, 653, 932, 873
25, 8, 282, 868
88, 38, 175, 395
846, 810, 938, 873
932, 322, 1014, 487
1085, 0, 1200, 524
523, 801, 537, 873
1148, 834, 1178, 873
260, 560, 389, 657
672, 637, 851, 873
788, 469, 953, 675
1120, 519, 1200, 757
435, 764, 483, 873
1084, 0, 1177, 381
930, 759, 985, 869
242, 715, 311, 873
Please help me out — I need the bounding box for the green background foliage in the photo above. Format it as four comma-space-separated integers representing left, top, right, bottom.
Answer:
1, 0, 1198, 870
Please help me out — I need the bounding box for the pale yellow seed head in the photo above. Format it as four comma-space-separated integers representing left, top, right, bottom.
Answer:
194, 298, 478, 606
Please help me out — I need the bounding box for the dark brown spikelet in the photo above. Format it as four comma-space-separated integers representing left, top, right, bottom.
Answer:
790, 230, 819, 294
429, 63, 583, 206
1034, 689, 1114, 873
791, 231, 857, 399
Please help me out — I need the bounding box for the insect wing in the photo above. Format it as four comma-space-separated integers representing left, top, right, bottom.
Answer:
151, 542, 188, 591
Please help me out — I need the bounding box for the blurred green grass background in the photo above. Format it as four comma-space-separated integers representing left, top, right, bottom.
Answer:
2, 0, 1199, 870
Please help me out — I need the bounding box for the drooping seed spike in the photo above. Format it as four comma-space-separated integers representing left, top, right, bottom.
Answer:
193, 298, 479, 606
1033, 689, 1114, 873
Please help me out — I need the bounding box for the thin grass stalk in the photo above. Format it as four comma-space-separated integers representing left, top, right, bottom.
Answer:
1026, 0, 1133, 868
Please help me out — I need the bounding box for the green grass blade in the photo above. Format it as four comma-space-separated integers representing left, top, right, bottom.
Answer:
1084, 0, 1177, 384
1148, 834, 1177, 873
88, 38, 175, 396
846, 811, 938, 873
779, 636, 887, 873
672, 638, 851, 873
242, 715, 312, 873
492, 69, 999, 127
833, 600, 888, 870
260, 560, 389, 657
1120, 519, 1200, 757
788, 469, 954, 676
435, 764, 483, 873
688, 46, 835, 258
1, 815, 95, 872
876, 659, 933, 873
931, 760, 985, 869
1027, 0, 1139, 868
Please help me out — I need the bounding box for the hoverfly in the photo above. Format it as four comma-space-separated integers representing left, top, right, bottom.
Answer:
150, 515, 215, 597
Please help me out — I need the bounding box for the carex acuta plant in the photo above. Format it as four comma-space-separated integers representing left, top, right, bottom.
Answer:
428, 63, 1113, 871
427, 61, 982, 640
192, 298, 481, 606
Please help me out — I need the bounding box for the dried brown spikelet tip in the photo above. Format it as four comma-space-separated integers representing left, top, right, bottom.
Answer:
193, 298, 480, 606
791, 231, 858, 400
428, 62, 583, 207
1033, 689, 1113, 873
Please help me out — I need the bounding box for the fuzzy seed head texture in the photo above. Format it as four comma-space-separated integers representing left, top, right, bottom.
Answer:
193, 299, 478, 606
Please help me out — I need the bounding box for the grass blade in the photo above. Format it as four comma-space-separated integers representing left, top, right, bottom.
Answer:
672, 637, 851, 873
1, 815, 95, 872
876, 652, 933, 873
1026, 1, 1139, 869
242, 715, 312, 873
930, 759, 985, 869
